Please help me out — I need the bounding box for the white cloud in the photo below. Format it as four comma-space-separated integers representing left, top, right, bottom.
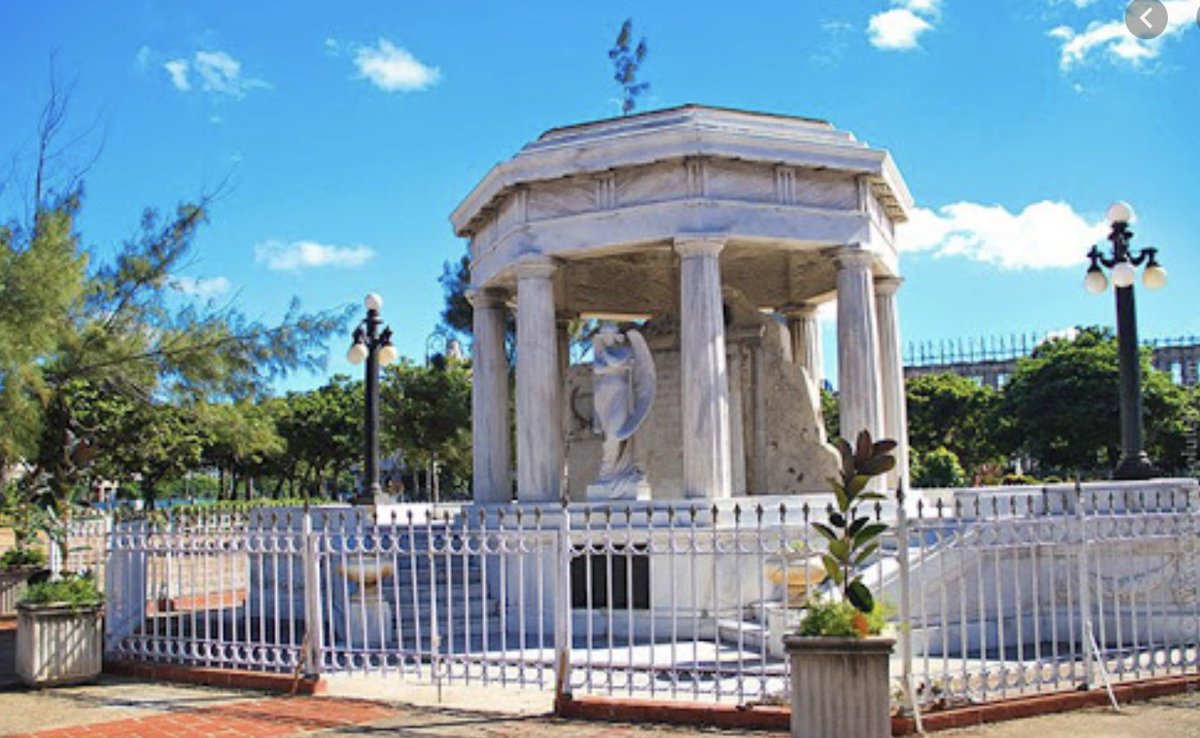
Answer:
813, 20, 854, 65
354, 39, 441, 92
164, 59, 191, 91
170, 275, 232, 297
254, 240, 376, 271
868, 1, 941, 51
193, 50, 269, 98
903, 0, 942, 13
136, 45, 152, 71
897, 200, 1107, 270
1041, 326, 1080, 344
1050, 0, 1199, 70
869, 10, 933, 49
161, 50, 267, 98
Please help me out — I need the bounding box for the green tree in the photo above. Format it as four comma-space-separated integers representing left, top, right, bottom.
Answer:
277, 375, 362, 500
2, 87, 348, 520
905, 372, 1002, 472
437, 255, 474, 340
999, 326, 1192, 476
200, 400, 285, 501
94, 399, 210, 508
911, 446, 967, 488
381, 358, 472, 499
819, 386, 839, 441
0, 171, 87, 468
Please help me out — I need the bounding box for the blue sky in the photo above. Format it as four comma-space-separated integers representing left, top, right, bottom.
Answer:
2, 0, 1197, 390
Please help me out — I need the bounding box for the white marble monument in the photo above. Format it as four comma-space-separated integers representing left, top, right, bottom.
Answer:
587, 325, 655, 501
450, 105, 913, 504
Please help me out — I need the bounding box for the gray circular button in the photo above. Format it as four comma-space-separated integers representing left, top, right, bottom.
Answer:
1126, 0, 1167, 39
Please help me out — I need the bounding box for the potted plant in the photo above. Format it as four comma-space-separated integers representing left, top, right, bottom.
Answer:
16, 571, 105, 686
784, 429, 896, 738
0, 546, 48, 616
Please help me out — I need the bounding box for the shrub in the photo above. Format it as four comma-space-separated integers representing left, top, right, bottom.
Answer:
0, 547, 46, 569
799, 598, 890, 638
912, 447, 966, 488
20, 573, 103, 608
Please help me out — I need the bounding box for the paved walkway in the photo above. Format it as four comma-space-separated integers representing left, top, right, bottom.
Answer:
0, 620, 1196, 738
0, 677, 1196, 738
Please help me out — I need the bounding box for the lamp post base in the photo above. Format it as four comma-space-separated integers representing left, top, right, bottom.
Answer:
1113, 453, 1158, 480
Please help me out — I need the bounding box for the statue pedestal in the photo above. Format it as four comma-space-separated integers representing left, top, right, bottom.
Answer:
586, 476, 652, 502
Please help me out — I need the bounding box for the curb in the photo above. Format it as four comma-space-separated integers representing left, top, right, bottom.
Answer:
104, 659, 326, 695
894, 674, 1200, 734
557, 674, 1200, 735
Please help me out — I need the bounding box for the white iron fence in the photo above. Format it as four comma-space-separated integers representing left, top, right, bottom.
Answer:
89, 481, 1199, 711
896, 484, 1200, 709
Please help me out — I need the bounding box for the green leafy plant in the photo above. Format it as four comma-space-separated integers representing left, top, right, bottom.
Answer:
0, 547, 46, 569
20, 572, 103, 609
911, 446, 965, 488
810, 429, 896, 618
799, 598, 891, 638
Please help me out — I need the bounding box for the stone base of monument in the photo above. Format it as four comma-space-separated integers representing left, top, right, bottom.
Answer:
784, 635, 894, 738
585, 476, 651, 502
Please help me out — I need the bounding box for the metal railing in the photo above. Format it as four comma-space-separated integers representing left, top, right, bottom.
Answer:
896, 483, 1200, 708
92, 480, 1199, 710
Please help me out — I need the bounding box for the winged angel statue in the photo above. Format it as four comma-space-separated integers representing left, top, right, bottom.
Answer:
588, 324, 656, 501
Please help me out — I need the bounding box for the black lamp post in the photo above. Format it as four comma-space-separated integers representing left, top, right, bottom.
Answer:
347, 293, 398, 505
1083, 202, 1168, 480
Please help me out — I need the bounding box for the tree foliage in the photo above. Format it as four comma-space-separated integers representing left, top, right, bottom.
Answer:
999, 326, 1192, 476
1, 84, 349, 515
906, 372, 1003, 472
438, 255, 474, 340
276, 375, 362, 499
911, 446, 967, 489
381, 358, 472, 498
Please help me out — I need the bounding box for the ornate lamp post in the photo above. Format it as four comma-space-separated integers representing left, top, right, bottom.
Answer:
347, 293, 398, 505
1083, 202, 1168, 480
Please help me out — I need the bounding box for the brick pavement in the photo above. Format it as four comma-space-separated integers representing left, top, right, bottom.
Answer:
6, 696, 392, 738
2, 686, 1200, 738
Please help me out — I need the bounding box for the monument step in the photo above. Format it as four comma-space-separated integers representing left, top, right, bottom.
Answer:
715, 617, 770, 652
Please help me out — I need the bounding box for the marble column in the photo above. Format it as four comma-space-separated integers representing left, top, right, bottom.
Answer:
875, 276, 909, 488
676, 237, 733, 500
468, 288, 511, 503
515, 258, 562, 503
783, 303, 823, 387
835, 249, 884, 446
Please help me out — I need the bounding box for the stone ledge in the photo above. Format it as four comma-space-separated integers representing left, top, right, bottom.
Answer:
104, 659, 326, 695
555, 694, 790, 731
894, 674, 1200, 735
557, 673, 1200, 735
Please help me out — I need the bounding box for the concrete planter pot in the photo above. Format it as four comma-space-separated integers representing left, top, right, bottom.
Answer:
0, 566, 42, 617
784, 635, 894, 738
16, 602, 104, 687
